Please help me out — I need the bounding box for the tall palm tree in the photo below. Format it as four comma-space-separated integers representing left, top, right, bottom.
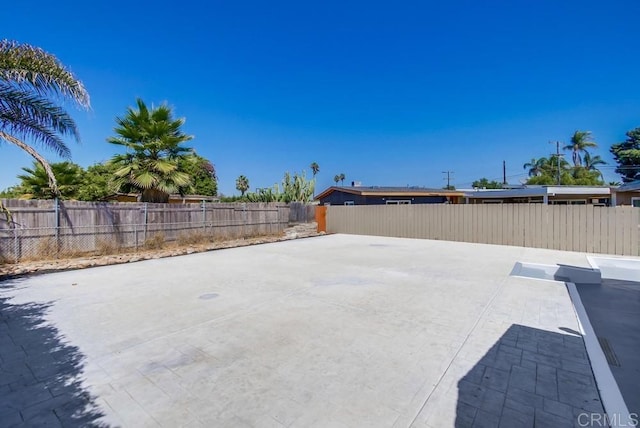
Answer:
16, 161, 83, 199
563, 130, 597, 167
583, 152, 606, 171
339, 173, 345, 185
523, 157, 546, 177
333, 175, 340, 185
583, 152, 606, 182
236, 175, 249, 196
310, 162, 320, 177
108, 99, 193, 203
0, 40, 90, 196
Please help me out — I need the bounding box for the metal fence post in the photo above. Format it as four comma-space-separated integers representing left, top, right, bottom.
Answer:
134, 223, 138, 252
202, 200, 206, 234
243, 203, 247, 238
54, 197, 60, 257
143, 202, 148, 243
13, 226, 18, 263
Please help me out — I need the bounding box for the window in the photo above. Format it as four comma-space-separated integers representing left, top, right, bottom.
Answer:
385, 200, 411, 205
344, 201, 354, 206
550, 200, 587, 205
632, 197, 640, 208
482, 200, 503, 204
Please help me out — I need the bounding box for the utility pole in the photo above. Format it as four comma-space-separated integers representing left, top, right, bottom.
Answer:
503, 160, 507, 185
442, 171, 454, 189
550, 141, 564, 185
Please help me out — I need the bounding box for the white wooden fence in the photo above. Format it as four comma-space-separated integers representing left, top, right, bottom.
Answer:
327, 204, 640, 256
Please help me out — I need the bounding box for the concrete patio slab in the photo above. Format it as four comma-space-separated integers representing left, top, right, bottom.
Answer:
0, 234, 613, 427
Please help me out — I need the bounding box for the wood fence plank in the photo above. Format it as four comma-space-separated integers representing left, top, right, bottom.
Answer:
623, 207, 632, 256
608, 208, 617, 255
586, 206, 594, 253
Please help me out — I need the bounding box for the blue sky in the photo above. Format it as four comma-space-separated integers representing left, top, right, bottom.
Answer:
2, 1, 640, 195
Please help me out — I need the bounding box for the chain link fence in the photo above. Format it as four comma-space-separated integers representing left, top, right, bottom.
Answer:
0, 200, 297, 264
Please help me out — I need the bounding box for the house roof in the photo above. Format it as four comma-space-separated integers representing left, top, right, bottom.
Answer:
617, 180, 640, 192
315, 186, 464, 200
465, 186, 611, 199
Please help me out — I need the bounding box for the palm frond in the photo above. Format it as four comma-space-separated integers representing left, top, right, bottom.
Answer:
0, 40, 90, 108
131, 171, 158, 189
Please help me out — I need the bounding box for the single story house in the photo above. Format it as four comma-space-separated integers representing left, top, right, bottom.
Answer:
464, 186, 612, 205
315, 186, 464, 205
613, 181, 640, 207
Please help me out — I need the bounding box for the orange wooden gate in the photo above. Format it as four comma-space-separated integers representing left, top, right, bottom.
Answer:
315, 206, 327, 233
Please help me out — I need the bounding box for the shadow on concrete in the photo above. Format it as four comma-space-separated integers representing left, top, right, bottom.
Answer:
576, 278, 640, 417
455, 324, 605, 427
0, 285, 108, 426
510, 262, 601, 285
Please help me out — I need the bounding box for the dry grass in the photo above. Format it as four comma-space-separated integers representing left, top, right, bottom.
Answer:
35, 236, 58, 259
0, 253, 11, 265
144, 233, 166, 250
176, 231, 211, 246
95, 237, 120, 256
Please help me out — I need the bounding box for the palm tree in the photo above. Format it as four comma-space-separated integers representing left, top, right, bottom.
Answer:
310, 162, 320, 177
339, 173, 345, 185
108, 99, 193, 203
0, 40, 90, 196
583, 152, 606, 182
523, 158, 546, 177
236, 175, 249, 196
333, 175, 340, 185
16, 161, 83, 199
583, 152, 606, 172
563, 130, 597, 167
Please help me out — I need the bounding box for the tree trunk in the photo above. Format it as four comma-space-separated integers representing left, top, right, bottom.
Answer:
141, 188, 170, 203
0, 131, 60, 197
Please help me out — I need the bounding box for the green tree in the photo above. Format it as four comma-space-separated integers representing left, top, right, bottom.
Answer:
570, 166, 604, 185
15, 161, 83, 199
339, 173, 345, 185
525, 155, 571, 185
108, 99, 193, 203
76, 162, 118, 201
0, 185, 23, 198
0, 40, 89, 196
333, 174, 340, 185
235, 175, 249, 196
178, 154, 217, 196
310, 162, 320, 177
525, 154, 603, 185
471, 178, 502, 189
610, 127, 640, 183
525, 174, 557, 185
563, 130, 597, 167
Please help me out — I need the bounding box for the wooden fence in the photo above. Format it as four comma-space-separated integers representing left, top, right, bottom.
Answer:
0, 199, 298, 263
288, 202, 317, 223
327, 204, 640, 256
